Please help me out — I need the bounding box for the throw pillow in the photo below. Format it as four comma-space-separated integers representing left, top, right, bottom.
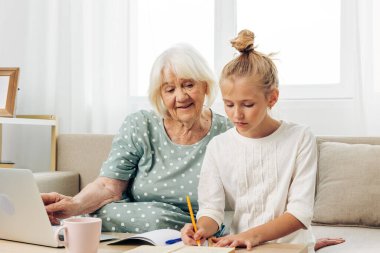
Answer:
313, 141, 380, 227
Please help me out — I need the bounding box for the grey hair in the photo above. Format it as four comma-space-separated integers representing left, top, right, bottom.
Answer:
148, 44, 217, 117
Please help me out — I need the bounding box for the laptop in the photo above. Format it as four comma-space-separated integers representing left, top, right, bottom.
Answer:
0, 168, 115, 247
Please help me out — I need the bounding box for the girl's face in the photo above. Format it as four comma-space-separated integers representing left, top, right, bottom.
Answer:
160, 68, 207, 123
220, 76, 278, 138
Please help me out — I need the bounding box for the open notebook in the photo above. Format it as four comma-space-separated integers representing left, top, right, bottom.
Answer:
125, 244, 235, 253
110, 228, 234, 252
110, 229, 181, 246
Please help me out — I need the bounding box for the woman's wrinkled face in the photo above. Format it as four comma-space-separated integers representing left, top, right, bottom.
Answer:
160, 68, 207, 123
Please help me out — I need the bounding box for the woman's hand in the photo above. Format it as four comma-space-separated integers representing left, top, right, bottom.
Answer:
181, 223, 208, 246
210, 231, 261, 250
41, 192, 79, 224
41, 177, 128, 225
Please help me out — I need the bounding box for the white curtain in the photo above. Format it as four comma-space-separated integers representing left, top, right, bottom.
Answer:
357, 0, 380, 135
0, 0, 131, 171
5, 0, 131, 134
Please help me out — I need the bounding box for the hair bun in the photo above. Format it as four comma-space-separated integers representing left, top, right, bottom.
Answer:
231, 29, 255, 53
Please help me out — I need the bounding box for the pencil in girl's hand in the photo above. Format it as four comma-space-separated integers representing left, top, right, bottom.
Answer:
186, 195, 201, 246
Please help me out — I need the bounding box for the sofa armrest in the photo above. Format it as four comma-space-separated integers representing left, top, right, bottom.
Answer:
33, 171, 80, 196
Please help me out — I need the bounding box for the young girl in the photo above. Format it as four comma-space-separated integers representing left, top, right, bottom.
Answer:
181, 29, 318, 252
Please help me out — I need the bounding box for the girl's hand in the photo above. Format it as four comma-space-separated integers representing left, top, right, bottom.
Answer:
211, 231, 261, 250
180, 223, 208, 246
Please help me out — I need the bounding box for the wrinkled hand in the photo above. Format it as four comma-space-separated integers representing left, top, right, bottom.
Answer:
210, 231, 261, 250
181, 223, 208, 246
41, 192, 76, 225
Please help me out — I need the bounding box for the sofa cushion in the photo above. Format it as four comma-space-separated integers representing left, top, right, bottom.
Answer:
313, 142, 380, 227
312, 225, 380, 253
57, 134, 113, 189
34, 171, 80, 196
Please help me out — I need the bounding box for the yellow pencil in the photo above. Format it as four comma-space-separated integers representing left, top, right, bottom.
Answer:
186, 195, 201, 246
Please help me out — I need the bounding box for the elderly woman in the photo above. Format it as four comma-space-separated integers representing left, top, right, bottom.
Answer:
42, 44, 231, 233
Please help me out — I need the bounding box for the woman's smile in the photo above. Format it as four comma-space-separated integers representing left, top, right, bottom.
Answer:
176, 103, 194, 110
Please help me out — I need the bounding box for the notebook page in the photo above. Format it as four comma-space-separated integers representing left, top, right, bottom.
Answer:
118, 228, 181, 246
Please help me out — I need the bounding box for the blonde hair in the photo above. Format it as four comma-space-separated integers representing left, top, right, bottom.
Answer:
148, 44, 217, 118
221, 29, 278, 96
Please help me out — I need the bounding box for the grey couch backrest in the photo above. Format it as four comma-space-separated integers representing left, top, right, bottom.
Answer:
317, 136, 380, 145
57, 134, 380, 191
57, 134, 114, 189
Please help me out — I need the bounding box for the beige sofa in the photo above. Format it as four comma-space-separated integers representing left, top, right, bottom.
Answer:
34, 134, 380, 253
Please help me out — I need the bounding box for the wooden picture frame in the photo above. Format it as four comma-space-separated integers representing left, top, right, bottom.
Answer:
0, 68, 19, 117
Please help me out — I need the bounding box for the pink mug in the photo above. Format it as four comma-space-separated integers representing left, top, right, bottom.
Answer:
54, 217, 102, 253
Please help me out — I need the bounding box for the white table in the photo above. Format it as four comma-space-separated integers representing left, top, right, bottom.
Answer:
0, 233, 307, 253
